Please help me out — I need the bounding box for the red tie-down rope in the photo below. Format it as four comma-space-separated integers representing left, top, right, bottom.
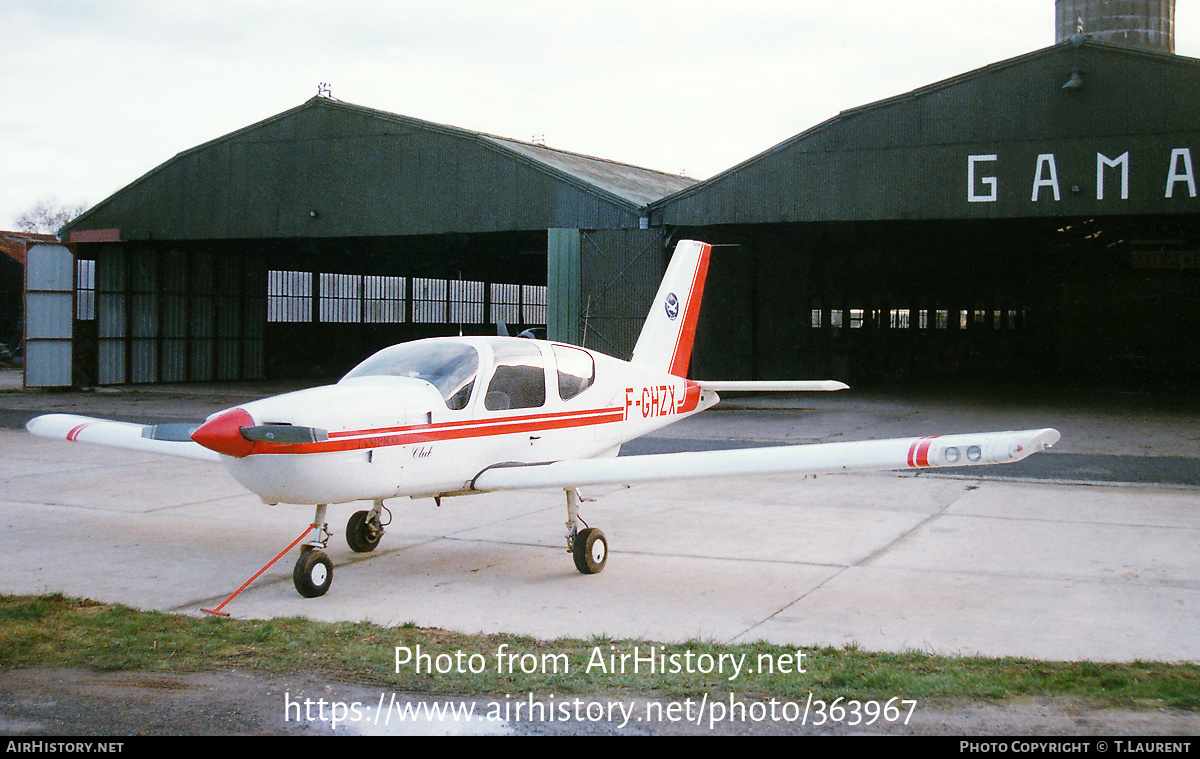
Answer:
201, 522, 320, 616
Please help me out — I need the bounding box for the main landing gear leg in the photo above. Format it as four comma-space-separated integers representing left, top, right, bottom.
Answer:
565, 488, 607, 575
293, 504, 333, 598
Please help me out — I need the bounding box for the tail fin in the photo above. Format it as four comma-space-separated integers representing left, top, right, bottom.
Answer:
629, 240, 712, 377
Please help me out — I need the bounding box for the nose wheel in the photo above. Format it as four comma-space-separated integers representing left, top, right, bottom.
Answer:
293, 504, 333, 598
293, 547, 333, 598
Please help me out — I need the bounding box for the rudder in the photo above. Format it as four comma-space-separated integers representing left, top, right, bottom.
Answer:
629, 240, 712, 377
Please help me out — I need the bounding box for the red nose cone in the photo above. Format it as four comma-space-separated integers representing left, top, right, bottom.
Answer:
190, 408, 256, 458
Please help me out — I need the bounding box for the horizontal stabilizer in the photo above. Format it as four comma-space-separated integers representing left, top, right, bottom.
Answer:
697, 380, 849, 392
26, 414, 221, 462
471, 428, 1061, 492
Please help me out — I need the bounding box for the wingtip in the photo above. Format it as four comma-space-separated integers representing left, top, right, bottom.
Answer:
25, 413, 87, 439
1008, 428, 1061, 462
1038, 428, 1062, 450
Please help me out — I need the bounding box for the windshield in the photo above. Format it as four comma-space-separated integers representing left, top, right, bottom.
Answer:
341, 340, 480, 410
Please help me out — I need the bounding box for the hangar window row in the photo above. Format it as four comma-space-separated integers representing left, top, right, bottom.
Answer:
811, 307, 1026, 331
267, 269, 547, 327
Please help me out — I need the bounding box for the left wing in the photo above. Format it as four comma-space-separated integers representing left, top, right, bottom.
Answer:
26, 414, 220, 462
470, 428, 1060, 492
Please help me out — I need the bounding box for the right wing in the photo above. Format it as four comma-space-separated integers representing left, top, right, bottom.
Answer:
470, 428, 1060, 492
26, 414, 220, 462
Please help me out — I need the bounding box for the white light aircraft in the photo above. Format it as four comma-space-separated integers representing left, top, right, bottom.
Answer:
26, 240, 1060, 600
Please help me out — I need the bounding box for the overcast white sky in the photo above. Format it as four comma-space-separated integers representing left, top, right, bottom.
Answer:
4, 0, 1199, 230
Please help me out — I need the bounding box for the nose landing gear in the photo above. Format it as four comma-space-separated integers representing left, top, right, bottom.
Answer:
293, 504, 333, 598
293, 499, 391, 598
293, 546, 333, 598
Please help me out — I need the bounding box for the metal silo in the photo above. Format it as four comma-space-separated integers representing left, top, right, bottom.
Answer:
1056, 0, 1175, 52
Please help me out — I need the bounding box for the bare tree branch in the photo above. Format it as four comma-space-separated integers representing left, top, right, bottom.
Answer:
15, 198, 88, 235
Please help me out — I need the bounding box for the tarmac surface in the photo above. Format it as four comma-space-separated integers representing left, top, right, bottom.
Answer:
1, 368, 1199, 735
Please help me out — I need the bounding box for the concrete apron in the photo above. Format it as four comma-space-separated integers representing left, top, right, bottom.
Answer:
2, 429, 1197, 663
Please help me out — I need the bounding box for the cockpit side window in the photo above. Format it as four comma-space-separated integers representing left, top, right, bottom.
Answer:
341, 340, 479, 410
485, 342, 546, 411
553, 345, 595, 401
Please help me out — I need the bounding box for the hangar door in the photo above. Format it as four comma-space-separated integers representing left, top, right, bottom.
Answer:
24, 244, 75, 388
91, 247, 265, 384
548, 228, 668, 361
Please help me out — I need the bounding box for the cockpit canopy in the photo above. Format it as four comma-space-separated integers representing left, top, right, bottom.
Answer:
341, 338, 595, 411
341, 340, 479, 409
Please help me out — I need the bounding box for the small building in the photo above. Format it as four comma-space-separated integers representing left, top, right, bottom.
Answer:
1, 231, 58, 360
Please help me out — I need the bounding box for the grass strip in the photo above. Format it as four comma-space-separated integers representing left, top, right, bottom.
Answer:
2, 593, 1197, 709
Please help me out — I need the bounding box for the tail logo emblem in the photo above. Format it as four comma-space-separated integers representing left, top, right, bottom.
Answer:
664, 293, 680, 320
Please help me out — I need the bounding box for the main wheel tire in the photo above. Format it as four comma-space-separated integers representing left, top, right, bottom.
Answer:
572, 527, 607, 574
293, 549, 333, 598
346, 510, 383, 553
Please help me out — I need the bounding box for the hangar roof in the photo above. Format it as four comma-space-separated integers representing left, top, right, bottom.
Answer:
485, 135, 692, 208
64, 97, 695, 242
651, 39, 1200, 225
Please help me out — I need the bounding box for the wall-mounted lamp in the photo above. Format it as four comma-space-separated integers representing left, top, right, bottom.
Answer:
1062, 68, 1085, 91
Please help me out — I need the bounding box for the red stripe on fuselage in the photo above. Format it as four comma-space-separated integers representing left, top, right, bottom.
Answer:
245, 406, 627, 456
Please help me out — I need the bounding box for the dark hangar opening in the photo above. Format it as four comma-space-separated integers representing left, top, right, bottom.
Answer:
677, 214, 1200, 388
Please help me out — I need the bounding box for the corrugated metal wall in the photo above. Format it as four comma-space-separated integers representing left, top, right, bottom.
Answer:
94, 245, 265, 384
95, 247, 124, 385
653, 43, 1200, 383
548, 228, 667, 360
23, 245, 75, 387
654, 43, 1200, 227
51, 98, 687, 385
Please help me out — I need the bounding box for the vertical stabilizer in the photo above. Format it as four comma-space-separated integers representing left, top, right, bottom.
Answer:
629, 240, 712, 377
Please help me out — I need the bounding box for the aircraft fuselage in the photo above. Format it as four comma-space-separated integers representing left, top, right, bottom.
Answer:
201, 336, 716, 505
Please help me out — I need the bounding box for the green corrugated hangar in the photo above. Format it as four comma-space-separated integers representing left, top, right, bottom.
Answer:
652, 38, 1200, 386
60, 98, 692, 385
56, 35, 1200, 389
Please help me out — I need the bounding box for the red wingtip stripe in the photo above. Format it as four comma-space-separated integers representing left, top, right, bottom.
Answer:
907, 436, 937, 468
66, 423, 97, 442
